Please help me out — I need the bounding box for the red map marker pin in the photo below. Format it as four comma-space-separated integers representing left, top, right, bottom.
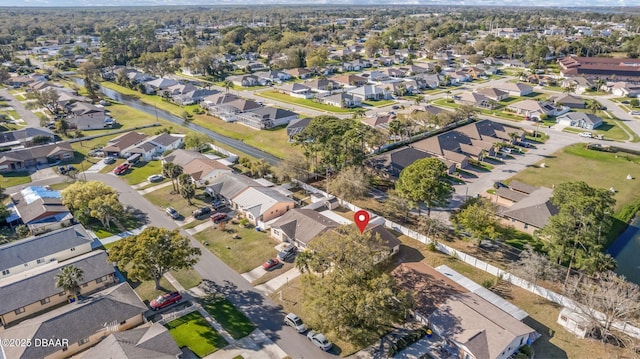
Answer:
354, 210, 370, 234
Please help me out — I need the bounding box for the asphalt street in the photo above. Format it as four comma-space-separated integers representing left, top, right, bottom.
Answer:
0, 88, 41, 128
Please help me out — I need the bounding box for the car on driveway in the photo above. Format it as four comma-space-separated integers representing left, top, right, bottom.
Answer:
307, 331, 332, 351
192, 207, 212, 219
166, 207, 180, 219
150, 291, 182, 311
277, 245, 298, 262
147, 174, 164, 183
579, 132, 593, 138
113, 163, 130, 175
262, 258, 280, 271
103, 156, 116, 164
210, 212, 227, 223
284, 313, 307, 333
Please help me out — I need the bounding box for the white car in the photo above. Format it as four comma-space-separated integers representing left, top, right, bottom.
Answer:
284, 313, 307, 333
579, 132, 593, 138
147, 174, 164, 183
307, 331, 332, 351
629, 111, 640, 116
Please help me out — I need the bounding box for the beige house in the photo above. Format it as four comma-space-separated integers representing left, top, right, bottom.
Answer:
80, 322, 182, 359
0, 250, 115, 328
231, 187, 295, 226
0, 283, 147, 359
270, 208, 340, 248
0, 225, 93, 280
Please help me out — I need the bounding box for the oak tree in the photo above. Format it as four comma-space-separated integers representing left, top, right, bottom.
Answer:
395, 158, 453, 217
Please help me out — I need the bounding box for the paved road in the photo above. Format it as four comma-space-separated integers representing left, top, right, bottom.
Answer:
0, 88, 40, 127
7, 173, 329, 359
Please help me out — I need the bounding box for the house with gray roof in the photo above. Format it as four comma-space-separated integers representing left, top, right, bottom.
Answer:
205, 173, 262, 202
0, 142, 74, 173
238, 106, 299, 129
348, 84, 391, 101
8, 186, 73, 235
173, 88, 218, 106
123, 133, 183, 161
80, 322, 181, 359
548, 94, 586, 109
231, 186, 295, 226
556, 112, 603, 130
367, 147, 456, 180
500, 187, 558, 234
0, 127, 55, 149
496, 82, 533, 97
102, 132, 148, 158
0, 282, 146, 359
455, 92, 498, 109
322, 92, 362, 108
0, 250, 116, 328
0, 224, 93, 280
286, 117, 312, 141
270, 208, 340, 248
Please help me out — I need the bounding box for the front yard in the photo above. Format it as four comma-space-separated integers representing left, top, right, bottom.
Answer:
144, 184, 212, 220
199, 296, 255, 339
194, 225, 279, 273
165, 312, 229, 357
122, 160, 165, 185
562, 118, 630, 142
0, 171, 32, 188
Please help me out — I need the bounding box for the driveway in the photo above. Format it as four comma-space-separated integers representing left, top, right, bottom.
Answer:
0, 88, 41, 127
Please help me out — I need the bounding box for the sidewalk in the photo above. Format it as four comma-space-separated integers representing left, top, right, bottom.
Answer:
91, 225, 147, 248
137, 181, 173, 195
185, 220, 213, 235
253, 268, 301, 295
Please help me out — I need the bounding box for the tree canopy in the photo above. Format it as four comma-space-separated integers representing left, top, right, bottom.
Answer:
395, 158, 453, 217
108, 226, 201, 289
299, 226, 410, 345
451, 197, 500, 244
61, 181, 124, 229
54, 265, 84, 302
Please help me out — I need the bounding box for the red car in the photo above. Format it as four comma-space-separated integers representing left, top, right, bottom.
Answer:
150, 291, 182, 311
210, 213, 227, 223
262, 258, 280, 271
113, 163, 130, 175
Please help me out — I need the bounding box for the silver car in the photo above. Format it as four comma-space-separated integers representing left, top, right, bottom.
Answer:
307, 330, 332, 351
284, 313, 307, 333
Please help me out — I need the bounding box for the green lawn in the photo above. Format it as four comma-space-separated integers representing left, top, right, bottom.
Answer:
509, 144, 640, 211
257, 90, 354, 113
101, 81, 199, 117
131, 274, 176, 303
561, 118, 629, 141
144, 184, 211, 219
362, 99, 396, 107
0, 171, 31, 188
0, 109, 21, 120
169, 269, 202, 290
123, 160, 164, 185
191, 115, 297, 159
194, 225, 279, 273
199, 296, 255, 339
166, 312, 228, 357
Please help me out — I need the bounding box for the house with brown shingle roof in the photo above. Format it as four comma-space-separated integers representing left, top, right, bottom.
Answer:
270, 208, 340, 248
455, 92, 498, 109
412, 132, 471, 168
495, 82, 533, 97
0, 142, 74, 173
331, 74, 368, 87
475, 87, 509, 101
500, 186, 557, 234
102, 132, 148, 158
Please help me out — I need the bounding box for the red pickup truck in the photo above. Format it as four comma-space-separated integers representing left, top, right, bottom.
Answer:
150, 291, 182, 311
113, 163, 130, 175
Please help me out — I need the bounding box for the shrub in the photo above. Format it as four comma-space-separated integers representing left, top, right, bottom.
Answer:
481, 279, 494, 289
426, 241, 438, 252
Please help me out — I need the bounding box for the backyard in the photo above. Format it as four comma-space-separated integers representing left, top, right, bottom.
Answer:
194, 225, 279, 273
165, 312, 228, 357
257, 90, 354, 113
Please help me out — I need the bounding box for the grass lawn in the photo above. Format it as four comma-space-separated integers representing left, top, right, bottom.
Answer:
165, 312, 228, 357
169, 268, 202, 290
144, 185, 211, 219
362, 99, 396, 107
123, 160, 164, 185
509, 144, 640, 212
257, 90, 354, 113
100, 82, 200, 118
199, 296, 255, 339
129, 273, 176, 303
191, 115, 298, 159
194, 225, 279, 273
0, 171, 31, 188
543, 86, 566, 93
561, 118, 629, 142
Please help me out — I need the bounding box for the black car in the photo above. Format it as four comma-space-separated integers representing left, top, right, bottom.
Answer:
277, 245, 298, 262
192, 207, 212, 219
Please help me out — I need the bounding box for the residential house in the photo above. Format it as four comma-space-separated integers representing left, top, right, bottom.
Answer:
506, 100, 561, 118
386, 81, 416, 96
102, 132, 148, 158
66, 102, 114, 131
173, 88, 218, 106
413, 74, 441, 89
365, 222, 402, 257
361, 114, 393, 130
0, 127, 56, 149
163, 149, 231, 186
331, 74, 368, 87
144, 78, 179, 93
560, 77, 594, 94
322, 93, 362, 108
380, 68, 407, 78
201, 93, 262, 123
500, 186, 558, 234
270, 208, 340, 248
7, 186, 73, 234
227, 74, 261, 87
0, 282, 146, 359
503, 59, 528, 68
231, 186, 295, 226
368, 147, 456, 178
0, 224, 93, 280
368, 71, 391, 82
447, 71, 472, 84
123, 133, 183, 162
609, 81, 640, 97
0, 250, 116, 328
286, 117, 312, 141
556, 112, 603, 130
205, 173, 262, 203
254, 70, 291, 84
0, 142, 74, 173
303, 78, 341, 94
277, 83, 313, 99
80, 322, 182, 359
462, 66, 486, 79
164, 83, 196, 97
475, 87, 509, 101
454, 92, 498, 109
233, 60, 268, 72
401, 64, 432, 75
456, 119, 525, 144
558, 56, 640, 81
496, 82, 534, 97
285, 67, 314, 79
548, 94, 586, 109
237, 106, 299, 130
412, 133, 470, 169
348, 85, 391, 101
392, 262, 538, 359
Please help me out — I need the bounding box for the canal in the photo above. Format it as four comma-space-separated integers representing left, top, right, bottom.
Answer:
72, 78, 280, 165
609, 216, 640, 285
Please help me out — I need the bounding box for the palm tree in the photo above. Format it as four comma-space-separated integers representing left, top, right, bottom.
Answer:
294, 250, 314, 273
414, 95, 425, 106
223, 80, 234, 93
55, 266, 84, 302
162, 162, 184, 193
586, 99, 603, 114
352, 108, 366, 119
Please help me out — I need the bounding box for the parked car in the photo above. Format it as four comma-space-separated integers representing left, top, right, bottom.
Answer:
210, 213, 227, 223
103, 156, 116, 164
284, 313, 307, 333
307, 331, 333, 351
262, 258, 280, 271
113, 163, 130, 175
192, 207, 212, 219
147, 174, 164, 183
579, 132, 593, 138
166, 207, 180, 219
57, 166, 67, 175
629, 111, 640, 116
494, 181, 508, 189
391, 105, 400, 110
150, 291, 182, 311
277, 245, 298, 262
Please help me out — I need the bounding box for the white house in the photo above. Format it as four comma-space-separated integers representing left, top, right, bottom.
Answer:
556, 112, 603, 130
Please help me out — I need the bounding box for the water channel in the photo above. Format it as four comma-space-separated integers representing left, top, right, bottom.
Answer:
609, 216, 640, 285
71, 78, 280, 165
